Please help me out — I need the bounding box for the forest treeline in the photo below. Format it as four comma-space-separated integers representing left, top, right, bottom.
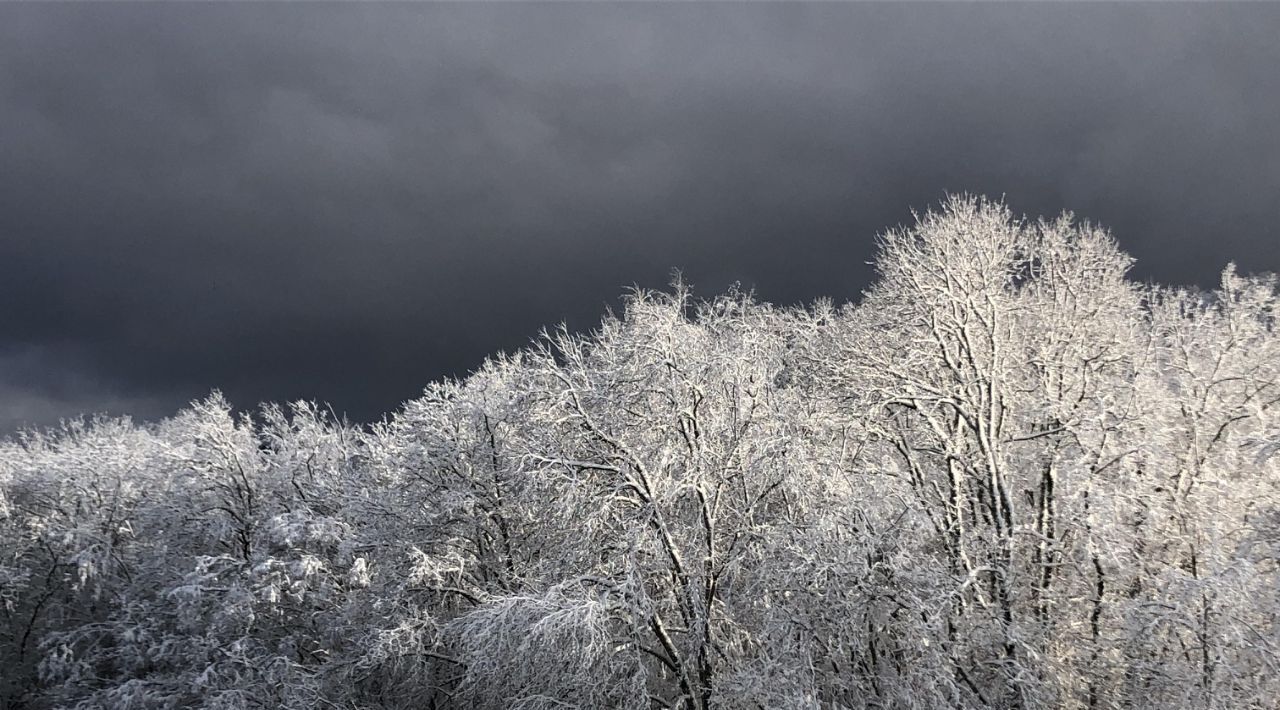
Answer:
2, 196, 1279, 709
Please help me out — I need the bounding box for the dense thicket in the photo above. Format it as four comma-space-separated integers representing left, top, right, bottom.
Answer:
3, 197, 1278, 709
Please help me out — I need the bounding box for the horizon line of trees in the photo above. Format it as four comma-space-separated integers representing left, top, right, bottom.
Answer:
3, 195, 1278, 709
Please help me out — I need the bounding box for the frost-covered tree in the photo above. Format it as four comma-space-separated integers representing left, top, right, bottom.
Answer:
2, 196, 1277, 709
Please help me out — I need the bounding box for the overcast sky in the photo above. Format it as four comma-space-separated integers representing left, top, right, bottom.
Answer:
2, 3, 1278, 432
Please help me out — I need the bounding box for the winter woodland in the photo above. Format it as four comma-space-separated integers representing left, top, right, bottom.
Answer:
3, 196, 1279, 709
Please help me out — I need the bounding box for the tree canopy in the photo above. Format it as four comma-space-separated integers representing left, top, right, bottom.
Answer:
3, 196, 1278, 709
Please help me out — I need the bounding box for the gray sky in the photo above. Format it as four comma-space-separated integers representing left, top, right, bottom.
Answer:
2, 3, 1278, 431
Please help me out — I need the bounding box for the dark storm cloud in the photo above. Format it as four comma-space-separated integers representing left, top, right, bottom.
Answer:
2, 3, 1279, 431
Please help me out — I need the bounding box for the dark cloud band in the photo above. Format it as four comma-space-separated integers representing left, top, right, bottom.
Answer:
2, 3, 1278, 431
